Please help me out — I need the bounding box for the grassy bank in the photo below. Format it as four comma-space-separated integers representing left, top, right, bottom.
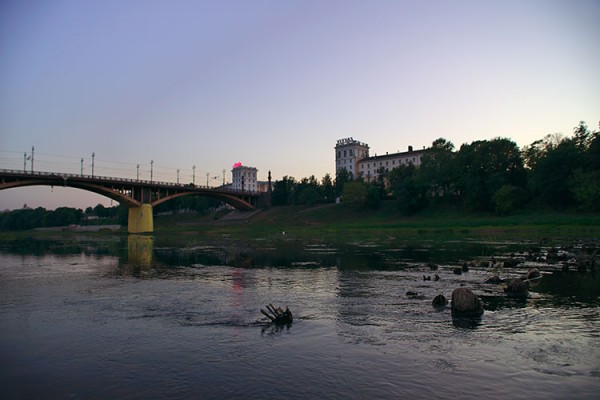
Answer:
153, 202, 600, 242
1, 202, 597, 244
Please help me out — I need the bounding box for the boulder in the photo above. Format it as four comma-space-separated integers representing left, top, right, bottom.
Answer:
504, 278, 528, 297
451, 287, 484, 316
432, 294, 448, 308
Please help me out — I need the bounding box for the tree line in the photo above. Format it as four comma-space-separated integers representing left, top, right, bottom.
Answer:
272, 121, 600, 214
0, 193, 225, 231
1, 121, 597, 230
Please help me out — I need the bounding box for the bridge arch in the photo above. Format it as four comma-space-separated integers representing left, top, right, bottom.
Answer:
0, 170, 261, 233
151, 191, 255, 211
0, 179, 140, 207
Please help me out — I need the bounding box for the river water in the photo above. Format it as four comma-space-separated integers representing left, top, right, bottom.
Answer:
1, 236, 599, 399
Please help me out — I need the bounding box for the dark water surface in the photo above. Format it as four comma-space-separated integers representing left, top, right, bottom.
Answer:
1, 236, 599, 399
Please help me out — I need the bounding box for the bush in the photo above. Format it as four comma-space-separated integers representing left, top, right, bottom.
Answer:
492, 185, 528, 215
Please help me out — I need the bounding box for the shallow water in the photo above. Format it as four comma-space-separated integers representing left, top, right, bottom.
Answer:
0, 237, 599, 399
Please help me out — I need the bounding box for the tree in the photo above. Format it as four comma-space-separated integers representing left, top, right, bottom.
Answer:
321, 173, 334, 203
341, 181, 368, 209
419, 138, 457, 202
335, 169, 351, 199
272, 176, 296, 206
456, 138, 526, 211
388, 164, 426, 214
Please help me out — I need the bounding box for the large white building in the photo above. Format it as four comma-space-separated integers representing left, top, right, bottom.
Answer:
335, 137, 427, 181
335, 137, 370, 179
358, 146, 427, 182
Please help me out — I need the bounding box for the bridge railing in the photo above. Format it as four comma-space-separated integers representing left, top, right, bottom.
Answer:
0, 168, 262, 195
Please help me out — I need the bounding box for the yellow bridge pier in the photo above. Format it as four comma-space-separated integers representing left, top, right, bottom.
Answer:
128, 204, 154, 234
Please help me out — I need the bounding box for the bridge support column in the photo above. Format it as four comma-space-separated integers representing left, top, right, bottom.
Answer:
128, 204, 154, 233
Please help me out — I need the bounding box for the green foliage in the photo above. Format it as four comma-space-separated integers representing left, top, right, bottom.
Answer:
341, 181, 368, 209
388, 164, 427, 214
335, 168, 351, 198
321, 173, 335, 203
492, 185, 528, 215
365, 184, 382, 209
456, 138, 526, 211
570, 170, 600, 211
420, 138, 457, 201
272, 176, 296, 206
0, 207, 85, 231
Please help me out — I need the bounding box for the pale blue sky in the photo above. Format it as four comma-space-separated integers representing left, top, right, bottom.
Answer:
1, 0, 599, 210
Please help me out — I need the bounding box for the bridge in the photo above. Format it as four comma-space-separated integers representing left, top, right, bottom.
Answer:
0, 169, 269, 233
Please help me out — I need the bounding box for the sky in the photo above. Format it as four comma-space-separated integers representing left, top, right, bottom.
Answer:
1, 0, 599, 210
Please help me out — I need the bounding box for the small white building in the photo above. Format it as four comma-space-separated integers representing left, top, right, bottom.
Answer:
231, 163, 258, 192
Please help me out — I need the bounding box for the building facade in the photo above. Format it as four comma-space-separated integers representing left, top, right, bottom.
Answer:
335, 137, 370, 179
231, 164, 258, 192
335, 137, 427, 182
358, 146, 427, 182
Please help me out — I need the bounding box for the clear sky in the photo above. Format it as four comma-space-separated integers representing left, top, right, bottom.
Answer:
1, 0, 598, 210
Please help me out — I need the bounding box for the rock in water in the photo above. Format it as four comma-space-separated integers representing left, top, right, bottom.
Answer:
432, 294, 448, 308
451, 287, 484, 316
504, 278, 528, 297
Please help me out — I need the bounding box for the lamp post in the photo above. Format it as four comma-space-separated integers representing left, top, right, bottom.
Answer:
150, 160, 154, 183
31, 146, 34, 173
91, 152, 95, 178
81, 158, 84, 176
193, 165, 196, 185
23, 153, 27, 172
222, 169, 225, 186
136, 164, 140, 181
177, 169, 180, 184
206, 172, 209, 188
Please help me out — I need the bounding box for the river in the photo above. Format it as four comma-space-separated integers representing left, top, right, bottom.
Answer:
1, 235, 599, 399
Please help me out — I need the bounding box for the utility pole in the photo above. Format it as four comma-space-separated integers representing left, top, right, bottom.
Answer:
136, 164, 140, 181
31, 146, 34, 173
206, 172, 209, 188
222, 169, 225, 186
150, 160, 154, 183
23, 153, 27, 172
81, 158, 84, 176
177, 169, 180, 184
193, 165, 196, 185
91, 152, 95, 178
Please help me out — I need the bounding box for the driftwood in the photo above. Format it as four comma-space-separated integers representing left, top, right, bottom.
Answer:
261, 303, 293, 325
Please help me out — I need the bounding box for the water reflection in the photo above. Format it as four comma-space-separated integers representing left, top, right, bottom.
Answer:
127, 235, 154, 266
1, 236, 598, 310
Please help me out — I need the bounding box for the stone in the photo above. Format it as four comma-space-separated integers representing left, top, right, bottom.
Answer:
451, 287, 484, 316
432, 294, 448, 308
504, 278, 528, 297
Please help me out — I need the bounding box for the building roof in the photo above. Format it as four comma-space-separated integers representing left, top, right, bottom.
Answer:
360, 148, 428, 162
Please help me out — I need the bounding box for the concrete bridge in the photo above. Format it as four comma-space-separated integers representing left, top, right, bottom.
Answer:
0, 169, 269, 233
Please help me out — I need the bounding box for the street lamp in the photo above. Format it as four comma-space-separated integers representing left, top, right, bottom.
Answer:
193, 165, 196, 185
81, 158, 84, 176
136, 164, 140, 181
206, 172, 209, 188
91, 152, 95, 178
150, 160, 154, 183
177, 169, 180, 184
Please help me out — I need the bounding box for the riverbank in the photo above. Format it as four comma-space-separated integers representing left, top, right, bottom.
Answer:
1, 202, 598, 244
154, 202, 600, 242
